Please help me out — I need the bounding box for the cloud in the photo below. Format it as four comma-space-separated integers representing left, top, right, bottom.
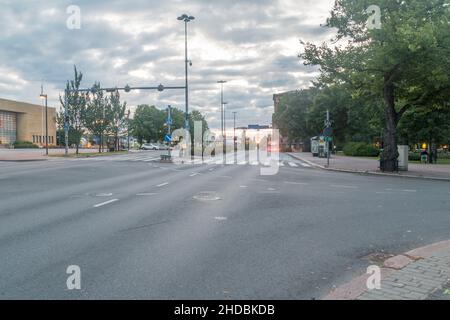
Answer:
0, 0, 334, 129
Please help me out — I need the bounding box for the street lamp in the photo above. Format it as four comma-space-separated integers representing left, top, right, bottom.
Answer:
233, 111, 237, 164
177, 14, 195, 131
217, 80, 227, 164
39, 85, 49, 156
126, 109, 131, 151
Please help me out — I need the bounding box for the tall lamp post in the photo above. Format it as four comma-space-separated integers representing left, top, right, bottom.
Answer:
233, 111, 237, 164
39, 85, 49, 156
126, 109, 131, 151
177, 14, 195, 130
217, 80, 227, 164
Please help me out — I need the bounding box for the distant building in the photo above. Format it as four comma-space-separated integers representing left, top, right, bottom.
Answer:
273, 91, 303, 151
0, 98, 57, 147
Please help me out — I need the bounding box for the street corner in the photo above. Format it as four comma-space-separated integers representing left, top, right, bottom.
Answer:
323, 240, 450, 300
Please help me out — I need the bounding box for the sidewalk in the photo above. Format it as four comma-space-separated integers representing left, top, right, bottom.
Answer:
0, 148, 101, 161
324, 241, 450, 300
289, 152, 450, 181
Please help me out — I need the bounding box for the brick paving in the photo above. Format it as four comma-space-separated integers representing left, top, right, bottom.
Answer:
358, 251, 450, 300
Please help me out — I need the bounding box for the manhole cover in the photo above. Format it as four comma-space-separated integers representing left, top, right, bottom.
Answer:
193, 192, 221, 201
86, 193, 113, 197
363, 252, 395, 265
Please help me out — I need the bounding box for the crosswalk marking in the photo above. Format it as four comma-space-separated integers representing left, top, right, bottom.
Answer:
288, 162, 298, 167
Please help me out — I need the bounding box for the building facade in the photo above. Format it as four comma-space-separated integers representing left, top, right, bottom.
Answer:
0, 98, 57, 147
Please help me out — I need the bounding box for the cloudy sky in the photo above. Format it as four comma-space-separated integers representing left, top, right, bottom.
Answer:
0, 0, 335, 129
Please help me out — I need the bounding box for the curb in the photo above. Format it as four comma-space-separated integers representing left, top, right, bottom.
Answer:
287, 153, 450, 182
0, 159, 48, 162
323, 240, 450, 300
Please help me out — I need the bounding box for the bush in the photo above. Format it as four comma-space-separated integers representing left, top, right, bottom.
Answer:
408, 153, 421, 161
13, 141, 39, 149
343, 142, 380, 157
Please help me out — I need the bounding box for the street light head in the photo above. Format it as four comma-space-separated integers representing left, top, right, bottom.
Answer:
188, 16, 195, 21
178, 14, 188, 20
39, 94, 47, 99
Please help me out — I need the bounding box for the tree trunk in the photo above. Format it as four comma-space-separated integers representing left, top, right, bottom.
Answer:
381, 80, 399, 172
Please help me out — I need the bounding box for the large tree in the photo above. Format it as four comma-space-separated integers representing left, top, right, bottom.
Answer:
85, 83, 112, 152
301, 0, 450, 171
58, 66, 87, 154
108, 90, 127, 151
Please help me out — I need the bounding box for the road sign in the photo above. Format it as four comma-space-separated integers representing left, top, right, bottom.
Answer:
164, 135, 172, 142
323, 127, 333, 137
325, 136, 333, 142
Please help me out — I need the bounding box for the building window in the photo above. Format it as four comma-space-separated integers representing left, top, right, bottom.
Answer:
0, 111, 17, 144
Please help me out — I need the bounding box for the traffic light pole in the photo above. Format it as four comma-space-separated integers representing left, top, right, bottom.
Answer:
63, 84, 185, 157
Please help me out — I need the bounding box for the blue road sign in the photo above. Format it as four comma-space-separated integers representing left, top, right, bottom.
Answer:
164, 135, 172, 142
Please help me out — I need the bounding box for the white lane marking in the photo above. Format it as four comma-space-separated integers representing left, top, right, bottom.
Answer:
284, 181, 309, 185
156, 182, 169, 187
240, 185, 248, 188
136, 193, 158, 196
219, 175, 232, 179
279, 162, 285, 167
330, 185, 358, 189
267, 188, 277, 191
214, 217, 228, 221
300, 163, 311, 168
94, 199, 119, 208
288, 162, 299, 167
385, 188, 417, 193
190, 172, 201, 177
143, 158, 160, 162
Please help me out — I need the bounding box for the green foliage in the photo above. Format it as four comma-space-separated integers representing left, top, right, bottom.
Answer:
58, 66, 88, 152
131, 105, 209, 145
13, 141, 39, 149
300, 0, 450, 170
343, 142, 380, 157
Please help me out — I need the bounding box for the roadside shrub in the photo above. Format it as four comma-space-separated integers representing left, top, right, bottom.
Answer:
13, 141, 39, 149
408, 153, 421, 162
343, 142, 380, 157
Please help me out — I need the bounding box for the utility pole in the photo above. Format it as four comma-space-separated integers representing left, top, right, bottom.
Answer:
217, 80, 227, 164
127, 109, 131, 151
167, 105, 172, 159
177, 14, 195, 131
39, 85, 48, 156
233, 111, 237, 164
64, 89, 69, 156
325, 110, 332, 168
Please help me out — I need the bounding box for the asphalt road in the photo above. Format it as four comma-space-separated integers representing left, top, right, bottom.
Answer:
0, 151, 449, 299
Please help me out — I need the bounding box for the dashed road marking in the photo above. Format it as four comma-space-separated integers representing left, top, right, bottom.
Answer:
330, 185, 358, 189
156, 182, 169, 188
288, 162, 299, 167
94, 199, 119, 208
136, 193, 158, 196
284, 181, 309, 185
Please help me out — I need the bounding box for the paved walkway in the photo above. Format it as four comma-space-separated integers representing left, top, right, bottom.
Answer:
289, 152, 450, 181
0, 148, 101, 161
324, 241, 450, 300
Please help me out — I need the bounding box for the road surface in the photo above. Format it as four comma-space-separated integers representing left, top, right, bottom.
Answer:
0, 151, 449, 299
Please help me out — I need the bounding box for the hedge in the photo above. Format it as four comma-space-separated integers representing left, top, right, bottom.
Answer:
13, 141, 39, 149
343, 142, 380, 157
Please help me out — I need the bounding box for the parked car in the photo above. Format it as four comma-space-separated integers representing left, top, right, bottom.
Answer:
158, 144, 171, 150
140, 143, 160, 150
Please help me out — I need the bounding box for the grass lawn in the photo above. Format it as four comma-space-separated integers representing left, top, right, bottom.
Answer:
49, 151, 129, 158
